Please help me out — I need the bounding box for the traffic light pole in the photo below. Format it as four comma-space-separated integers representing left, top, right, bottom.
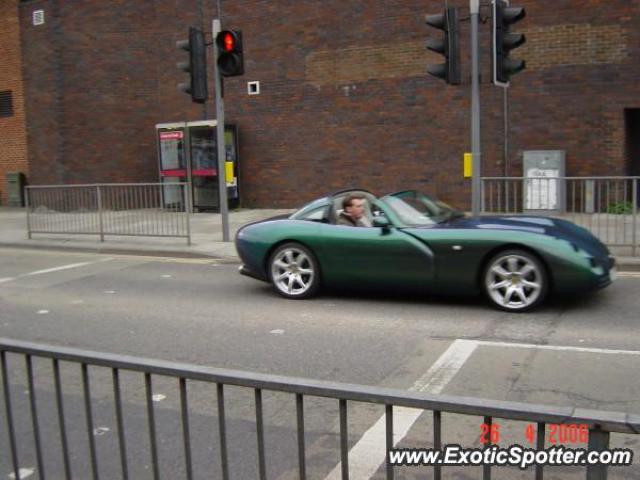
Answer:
470, 0, 482, 217
213, 18, 231, 242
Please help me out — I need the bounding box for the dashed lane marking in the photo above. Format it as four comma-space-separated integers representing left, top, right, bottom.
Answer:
476, 340, 640, 356
0, 258, 113, 285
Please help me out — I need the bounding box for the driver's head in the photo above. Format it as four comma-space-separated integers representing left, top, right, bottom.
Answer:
343, 195, 366, 219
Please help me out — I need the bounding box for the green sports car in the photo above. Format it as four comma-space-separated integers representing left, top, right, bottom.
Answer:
235, 189, 616, 312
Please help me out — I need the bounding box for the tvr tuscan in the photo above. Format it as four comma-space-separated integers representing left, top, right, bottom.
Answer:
235, 189, 616, 312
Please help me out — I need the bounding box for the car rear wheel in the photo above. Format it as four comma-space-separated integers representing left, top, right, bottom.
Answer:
483, 249, 548, 312
268, 243, 320, 299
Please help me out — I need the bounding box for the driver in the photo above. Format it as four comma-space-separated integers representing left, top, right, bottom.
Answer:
337, 195, 371, 227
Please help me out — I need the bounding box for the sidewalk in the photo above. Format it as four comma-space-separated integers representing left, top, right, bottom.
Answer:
1, 207, 639, 270
0, 207, 292, 261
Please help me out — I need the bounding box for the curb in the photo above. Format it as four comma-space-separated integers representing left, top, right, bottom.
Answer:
619, 263, 640, 273
1, 242, 639, 271
0, 242, 241, 263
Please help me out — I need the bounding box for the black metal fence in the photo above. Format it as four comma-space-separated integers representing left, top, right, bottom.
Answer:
1, 338, 638, 480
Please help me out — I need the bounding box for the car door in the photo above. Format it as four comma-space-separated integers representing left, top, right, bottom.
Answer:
317, 203, 435, 290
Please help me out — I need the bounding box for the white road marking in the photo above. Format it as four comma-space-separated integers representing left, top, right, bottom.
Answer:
8, 467, 34, 479
476, 340, 640, 356
23, 259, 112, 277
617, 272, 640, 277
162, 274, 173, 278
103, 290, 116, 294
36, 310, 49, 315
323, 339, 478, 480
0, 258, 112, 285
270, 329, 285, 335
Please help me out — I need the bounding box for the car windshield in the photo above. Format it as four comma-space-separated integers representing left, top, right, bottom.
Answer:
383, 191, 464, 226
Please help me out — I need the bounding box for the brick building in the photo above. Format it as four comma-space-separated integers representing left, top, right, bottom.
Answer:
8, 0, 640, 208
0, 0, 28, 205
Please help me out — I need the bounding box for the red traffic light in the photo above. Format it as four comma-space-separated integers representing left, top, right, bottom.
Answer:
216, 30, 241, 53
222, 32, 235, 52
216, 30, 244, 77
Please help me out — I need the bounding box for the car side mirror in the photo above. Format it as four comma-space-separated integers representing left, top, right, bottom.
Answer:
373, 216, 391, 228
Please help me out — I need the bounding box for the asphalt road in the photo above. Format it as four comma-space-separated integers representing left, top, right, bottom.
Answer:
1, 247, 639, 480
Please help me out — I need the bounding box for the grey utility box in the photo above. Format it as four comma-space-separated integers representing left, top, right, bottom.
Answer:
6, 172, 26, 207
523, 150, 566, 213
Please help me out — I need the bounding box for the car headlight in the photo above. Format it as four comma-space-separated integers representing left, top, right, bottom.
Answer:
568, 241, 600, 269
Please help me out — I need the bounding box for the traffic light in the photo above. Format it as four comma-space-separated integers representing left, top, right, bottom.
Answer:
425, 7, 460, 85
216, 30, 244, 77
493, 0, 526, 86
176, 27, 208, 103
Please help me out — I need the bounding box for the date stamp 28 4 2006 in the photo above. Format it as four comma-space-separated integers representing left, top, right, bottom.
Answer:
480, 422, 589, 445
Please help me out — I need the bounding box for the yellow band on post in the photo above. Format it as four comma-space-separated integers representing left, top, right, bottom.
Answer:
225, 161, 234, 182
464, 153, 473, 178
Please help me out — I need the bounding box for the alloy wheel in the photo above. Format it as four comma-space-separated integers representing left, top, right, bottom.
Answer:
485, 253, 544, 311
270, 246, 316, 297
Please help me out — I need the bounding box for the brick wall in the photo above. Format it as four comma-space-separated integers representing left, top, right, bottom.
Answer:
521, 24, 629, 70
18, 0, 640, 209
0, 0, 28, 205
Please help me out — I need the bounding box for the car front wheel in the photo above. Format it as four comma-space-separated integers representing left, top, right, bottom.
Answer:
268, 243, 320, 299
483, 249, 548, 312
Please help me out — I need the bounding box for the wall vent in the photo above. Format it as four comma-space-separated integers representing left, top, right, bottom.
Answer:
248, 81, 260, 95
33, 10, 45, 26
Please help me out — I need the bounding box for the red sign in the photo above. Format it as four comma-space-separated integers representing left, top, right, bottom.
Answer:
160, 131, 183, 141
160, 169, 186, 177
192, 169, 217, 176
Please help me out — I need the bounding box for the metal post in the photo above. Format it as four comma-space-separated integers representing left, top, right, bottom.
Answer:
184, 121, 193, 214
183, 184, 192, 246
96, 185, 104, 242
586, 427, 610, 480
633, 178, 637, 257
25, 186, 32, 239
339, 399, 349, 479
213, 18, 231, 242
470, 0, 482, 217
503, 88, 508, 177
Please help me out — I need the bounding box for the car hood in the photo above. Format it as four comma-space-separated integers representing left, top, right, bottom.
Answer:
245, 213, 292, 226
263, 213, 293, 221
235, 213, 293, 237
430, 215, 610, 258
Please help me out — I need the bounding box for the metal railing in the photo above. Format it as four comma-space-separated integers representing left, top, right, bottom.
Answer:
1, 338, 638, 480
482, 177, 639, 256
25, 183, 191, 245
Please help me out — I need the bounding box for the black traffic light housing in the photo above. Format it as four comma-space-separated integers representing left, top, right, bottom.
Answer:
493, 0, 526, 86
176, 27, 208, 103
425, 7, 461, 85
216, 30, 244, 77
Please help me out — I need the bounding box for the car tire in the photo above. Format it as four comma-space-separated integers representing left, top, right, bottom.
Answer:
483, 249, 548, 312
268, 242, 321, 299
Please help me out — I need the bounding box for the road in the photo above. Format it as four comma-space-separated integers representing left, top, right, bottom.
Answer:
1, 247, 639, 479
